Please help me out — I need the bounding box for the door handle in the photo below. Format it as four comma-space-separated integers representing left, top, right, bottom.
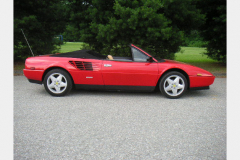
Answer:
104, 64, 112, 67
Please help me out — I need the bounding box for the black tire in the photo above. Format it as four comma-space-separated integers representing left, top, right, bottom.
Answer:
43, 69, 72, 96
159, 71, 188, 99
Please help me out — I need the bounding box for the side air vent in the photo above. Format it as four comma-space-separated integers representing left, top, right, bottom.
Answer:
69, 61, 93, 71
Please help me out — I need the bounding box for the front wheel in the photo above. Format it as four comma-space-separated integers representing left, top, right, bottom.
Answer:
43, 69, 72, 96
159, 71, 188, 99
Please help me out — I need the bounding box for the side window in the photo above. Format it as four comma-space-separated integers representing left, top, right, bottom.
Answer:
131, 47, 149, 62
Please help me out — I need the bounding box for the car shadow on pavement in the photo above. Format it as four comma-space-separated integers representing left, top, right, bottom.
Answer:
37, 86, 210, 99
71, 88, 159, 96
185, 90, 211, 98
68, 88, 208, 99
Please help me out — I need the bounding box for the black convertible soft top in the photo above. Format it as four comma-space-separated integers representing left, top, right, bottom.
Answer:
50, 49, 106, 59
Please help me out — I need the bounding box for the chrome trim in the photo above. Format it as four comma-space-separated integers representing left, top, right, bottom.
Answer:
104, 64, 112, 67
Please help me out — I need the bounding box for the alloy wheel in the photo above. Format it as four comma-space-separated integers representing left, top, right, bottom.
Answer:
163, 75, 185, 97
47, 73, 68, 94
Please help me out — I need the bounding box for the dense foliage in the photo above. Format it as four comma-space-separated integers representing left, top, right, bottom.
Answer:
183, 30, 207, 47
197, 0, 226, 63
14, 0, 69, 61
62, 24, 79, 42
14, 0, 226, 62
68, 0, 204, 59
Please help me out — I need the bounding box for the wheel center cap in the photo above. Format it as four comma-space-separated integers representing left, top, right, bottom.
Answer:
56, 82, 59, 85
173, 84, 176, 87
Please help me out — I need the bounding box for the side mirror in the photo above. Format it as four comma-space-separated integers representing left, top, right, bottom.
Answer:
147, 56, 153, 62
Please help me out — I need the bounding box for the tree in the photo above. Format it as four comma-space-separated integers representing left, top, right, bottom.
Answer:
183, 30, 207, 47
62, 24, 79, 42
14, 0, 69, 61
197, 0, 226, 63
69, 0, 204, 59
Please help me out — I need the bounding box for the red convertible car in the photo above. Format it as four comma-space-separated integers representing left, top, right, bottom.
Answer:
23, 44, 215, 98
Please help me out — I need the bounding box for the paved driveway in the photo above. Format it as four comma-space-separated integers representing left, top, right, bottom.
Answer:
14, 76, 226, 159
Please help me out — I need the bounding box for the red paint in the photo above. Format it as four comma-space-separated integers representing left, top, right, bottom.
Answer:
101, 60, 159, 86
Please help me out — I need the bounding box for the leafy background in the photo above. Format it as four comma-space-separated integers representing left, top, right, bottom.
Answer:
14, 0, 226, 63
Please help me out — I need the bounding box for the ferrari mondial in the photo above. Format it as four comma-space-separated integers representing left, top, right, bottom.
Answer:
23, 44, 215, 98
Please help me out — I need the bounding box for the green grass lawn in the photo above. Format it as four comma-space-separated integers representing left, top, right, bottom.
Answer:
59, 42, 85, 53
175, 47, 226, 74
175, 47, 214, 63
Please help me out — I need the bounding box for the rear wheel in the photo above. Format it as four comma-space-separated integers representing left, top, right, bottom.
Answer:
159, 71, 188, 99
43, 69, 72, 96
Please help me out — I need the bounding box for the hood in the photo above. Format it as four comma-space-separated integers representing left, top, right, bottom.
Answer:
161, 59, 214, 77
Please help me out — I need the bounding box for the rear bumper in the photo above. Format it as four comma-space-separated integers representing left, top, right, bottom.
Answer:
23, 69, 44, 82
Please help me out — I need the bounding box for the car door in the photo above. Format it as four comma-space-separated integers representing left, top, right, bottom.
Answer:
101, 46, 159, 89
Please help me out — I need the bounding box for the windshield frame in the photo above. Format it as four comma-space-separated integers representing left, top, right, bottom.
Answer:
130, 44, 158, 62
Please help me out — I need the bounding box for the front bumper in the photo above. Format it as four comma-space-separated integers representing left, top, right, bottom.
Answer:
189, 75, 215, 88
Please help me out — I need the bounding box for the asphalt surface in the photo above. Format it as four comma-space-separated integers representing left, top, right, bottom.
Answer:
14, 76, 226, 159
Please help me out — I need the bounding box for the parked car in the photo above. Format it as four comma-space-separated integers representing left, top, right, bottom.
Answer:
23, 44, 215, 98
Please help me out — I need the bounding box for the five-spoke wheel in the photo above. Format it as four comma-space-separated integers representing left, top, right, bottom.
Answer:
43, 69, 72, 96
159, 71, 188, 99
